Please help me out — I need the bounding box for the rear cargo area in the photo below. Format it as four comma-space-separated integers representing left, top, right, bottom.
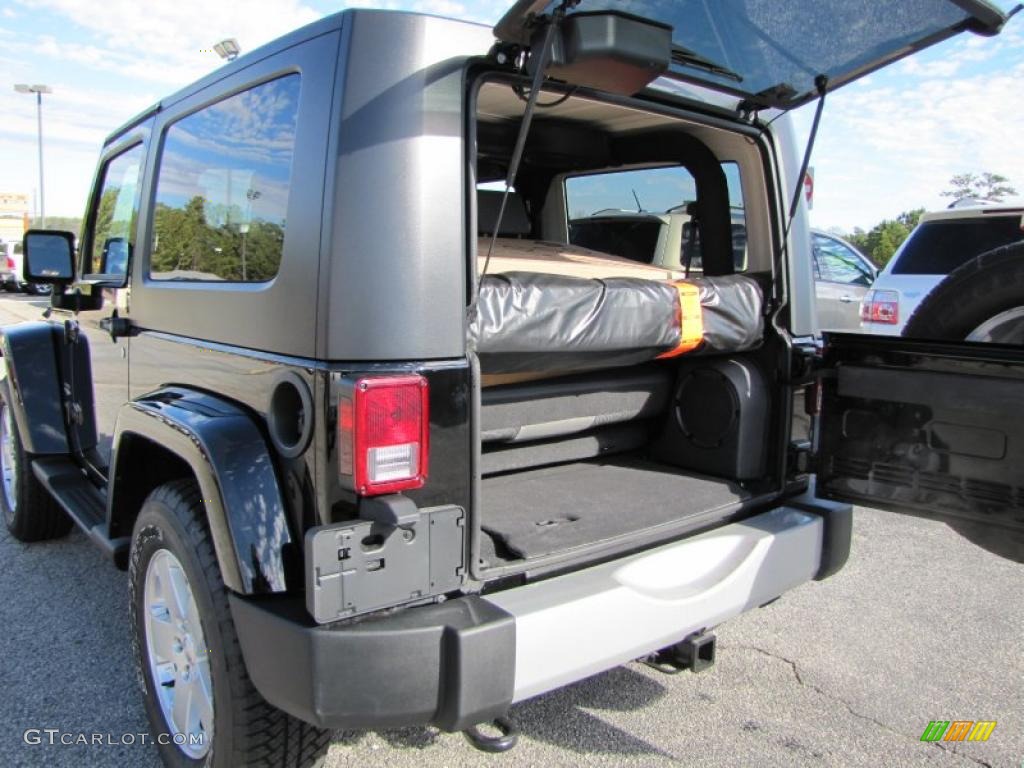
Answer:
480, 459, 749, 562
471, 77, 784, 575
475, 357, 775, 570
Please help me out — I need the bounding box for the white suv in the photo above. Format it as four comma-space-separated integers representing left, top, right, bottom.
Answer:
860, 203, 1024, 335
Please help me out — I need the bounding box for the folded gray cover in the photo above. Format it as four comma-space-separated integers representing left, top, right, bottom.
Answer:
469, 272, 763, 374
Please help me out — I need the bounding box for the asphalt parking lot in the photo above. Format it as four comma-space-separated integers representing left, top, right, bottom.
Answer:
0, 293, 1020, 768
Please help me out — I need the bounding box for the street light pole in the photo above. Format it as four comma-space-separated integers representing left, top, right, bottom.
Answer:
14, 84, 52, 228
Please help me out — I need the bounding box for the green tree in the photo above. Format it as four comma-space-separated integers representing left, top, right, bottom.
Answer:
30, 216, 82, 236
150, 195, 284, 281
844, 208, 924, 267
897, 208, 925, 229
941, 172, 1017, 202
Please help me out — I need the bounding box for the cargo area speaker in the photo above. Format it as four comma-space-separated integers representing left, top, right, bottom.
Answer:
652, 358, 768, 480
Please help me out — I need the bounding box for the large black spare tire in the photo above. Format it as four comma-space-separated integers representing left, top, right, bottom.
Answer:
902, 241, 1024, 343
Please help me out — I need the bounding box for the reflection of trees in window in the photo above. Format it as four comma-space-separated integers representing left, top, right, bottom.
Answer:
150, 74, 299, 282
814, 236, 872, 285
151, 196, 284, 282
88, 144, 143, 275
91, 186, 123, 271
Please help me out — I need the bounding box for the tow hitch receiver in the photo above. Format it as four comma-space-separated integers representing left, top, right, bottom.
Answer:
463, 716, 518, 753
643, 632, 717, 674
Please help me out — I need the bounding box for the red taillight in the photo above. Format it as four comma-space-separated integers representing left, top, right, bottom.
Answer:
338, 375, 429, 495
5, 257, 13, 270
860, 290, 899, 324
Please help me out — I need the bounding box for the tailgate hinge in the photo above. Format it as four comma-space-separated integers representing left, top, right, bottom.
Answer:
788, 439, 815, 475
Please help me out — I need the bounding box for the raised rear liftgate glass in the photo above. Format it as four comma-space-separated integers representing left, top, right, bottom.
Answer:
495, 0, 1009, 108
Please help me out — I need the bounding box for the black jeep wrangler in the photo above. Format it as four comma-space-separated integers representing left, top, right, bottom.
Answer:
3, 3, 1021, 766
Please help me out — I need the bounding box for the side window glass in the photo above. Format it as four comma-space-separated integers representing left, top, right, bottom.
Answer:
723, 162, 746, 272
87, 144, 144, 277
814, 235, 873, 286
150, 74, 300, 282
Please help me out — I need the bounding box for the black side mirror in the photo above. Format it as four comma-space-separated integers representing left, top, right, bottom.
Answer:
23, 229, 76, 285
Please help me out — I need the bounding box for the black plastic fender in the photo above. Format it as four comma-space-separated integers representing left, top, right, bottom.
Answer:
111, 387, 294, 594
0, 322, 70, 455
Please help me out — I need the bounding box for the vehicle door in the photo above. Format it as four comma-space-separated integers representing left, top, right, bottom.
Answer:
814, 334, 1024, 562
813, 233, 876, 332
58, 132, 148, 471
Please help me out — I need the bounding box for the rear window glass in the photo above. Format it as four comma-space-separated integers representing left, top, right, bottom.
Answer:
565, 163, 746, 271
561, 0, 979, 107
892, 216, 1024, 275
569, 218, 663, 264
150, 74, 300, 282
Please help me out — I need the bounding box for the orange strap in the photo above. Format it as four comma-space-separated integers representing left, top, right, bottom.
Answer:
656, 280, 703, 359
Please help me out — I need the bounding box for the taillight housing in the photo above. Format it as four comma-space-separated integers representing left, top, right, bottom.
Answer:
338, 374, 429, 495
860, 289, 899, 324
5, 257, 13, 270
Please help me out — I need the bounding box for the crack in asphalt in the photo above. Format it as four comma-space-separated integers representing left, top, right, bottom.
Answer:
931, 741, 994, 768
729, 644, 994, 768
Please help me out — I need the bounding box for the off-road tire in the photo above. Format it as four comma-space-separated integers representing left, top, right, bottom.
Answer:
0, 392, 72, 541
903, 242, 1024, 341
129, 479, 331, 768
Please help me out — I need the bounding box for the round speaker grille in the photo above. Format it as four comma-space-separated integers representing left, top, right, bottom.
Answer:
674, 368, 739, 449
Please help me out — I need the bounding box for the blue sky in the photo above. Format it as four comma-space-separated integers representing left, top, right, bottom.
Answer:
1, 0, 1021, 231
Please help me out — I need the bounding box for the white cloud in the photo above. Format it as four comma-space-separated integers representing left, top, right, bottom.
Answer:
0, 0, 325, 215
20, 0, 321, 69
800, 22, 1024, 231
1, 0, 1021, 227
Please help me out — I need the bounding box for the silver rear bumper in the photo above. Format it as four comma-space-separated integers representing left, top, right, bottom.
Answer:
484, 506, 824, 703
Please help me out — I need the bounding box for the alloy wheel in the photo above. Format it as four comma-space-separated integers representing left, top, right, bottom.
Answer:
143, 548, 214, 758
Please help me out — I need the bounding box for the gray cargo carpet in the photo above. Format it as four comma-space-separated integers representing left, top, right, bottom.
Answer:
480, 458, 749, 561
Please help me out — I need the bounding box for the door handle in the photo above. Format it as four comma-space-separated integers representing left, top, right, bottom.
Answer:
99, 311, 132, 341
839, 295, 855, 303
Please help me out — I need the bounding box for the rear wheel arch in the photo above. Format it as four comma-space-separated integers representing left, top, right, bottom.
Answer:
108, 432, 193, 542
110, 390, 296, 595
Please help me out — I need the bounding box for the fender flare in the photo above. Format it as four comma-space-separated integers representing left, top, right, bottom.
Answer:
0, 322, 70, 455
110, 387, 294, 594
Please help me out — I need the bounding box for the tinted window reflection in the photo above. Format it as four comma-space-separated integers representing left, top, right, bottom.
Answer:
89, 144, 143, 276
813, 234, 873, 286
151, 75, 300, 282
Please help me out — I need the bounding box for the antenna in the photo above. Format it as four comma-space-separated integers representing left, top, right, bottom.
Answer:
632, 188, 642, 212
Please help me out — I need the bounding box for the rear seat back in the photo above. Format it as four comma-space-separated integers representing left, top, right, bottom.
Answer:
478, 189, 531, 237
480, 364, 673, 475
481, 364, 673, 445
